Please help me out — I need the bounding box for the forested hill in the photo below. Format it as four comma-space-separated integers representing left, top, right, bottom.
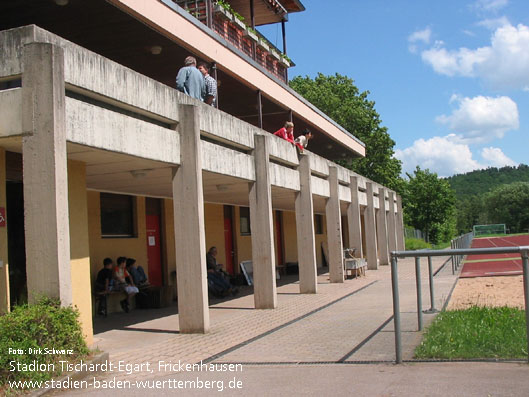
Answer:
445, 164, 529, 199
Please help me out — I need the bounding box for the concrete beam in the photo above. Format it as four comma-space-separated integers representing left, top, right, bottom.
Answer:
326, 166, 344, 283
249, 134, 277, 309
0, 89, 23, 137
22, 43, 72, 305
201, 140, 255, 181
269, 163, 300, 191
364, 182, 378, 270
376, 188, 390, 266
347, 176, 363, 257
172, 104, 209, 333
295, 154, 317, 294
65, 97, 180, 164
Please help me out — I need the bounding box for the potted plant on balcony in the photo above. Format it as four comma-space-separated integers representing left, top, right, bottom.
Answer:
232, 13, 246, 29
257, 38, 270, 51
280, 54, 292, 67
269, 48, 281, 61
213, 1, 233, 21
244, 27, 259, 42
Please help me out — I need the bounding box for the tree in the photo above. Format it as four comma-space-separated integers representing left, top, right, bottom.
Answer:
290, 73, 402, 192
484, 182, 529, 233
402, 166, 456, 243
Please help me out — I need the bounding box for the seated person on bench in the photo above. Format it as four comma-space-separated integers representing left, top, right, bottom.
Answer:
126, 257, 149, 288
113, 256, 139, 313
95, 257, 115, 315
206, 246, 238, 297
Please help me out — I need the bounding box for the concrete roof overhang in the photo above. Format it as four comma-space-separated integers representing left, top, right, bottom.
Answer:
3, 139, 326, 214
0, 0, 365, 161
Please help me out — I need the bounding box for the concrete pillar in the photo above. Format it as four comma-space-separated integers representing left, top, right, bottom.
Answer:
364, 182, 378, 270
22, 43, 72, 305
173, 104, 209, 333
249, 134, 277, 309
396, 194, 405, 251
347, 176, 363, 257
376, 188, 390, 266
387, 191, 398, 253
295, 154, 317, 294
0, 149, 8, 314
326, 166, 344, 283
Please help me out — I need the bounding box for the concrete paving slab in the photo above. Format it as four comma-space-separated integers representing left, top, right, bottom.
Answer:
47, 255, 513, 397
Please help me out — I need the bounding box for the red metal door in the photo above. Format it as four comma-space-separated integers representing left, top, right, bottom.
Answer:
146, 214, 162, 286
223, 206, 234, 274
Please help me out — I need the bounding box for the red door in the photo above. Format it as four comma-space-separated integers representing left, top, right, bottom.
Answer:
146, 215, 162, 286
223, 206, 234, 274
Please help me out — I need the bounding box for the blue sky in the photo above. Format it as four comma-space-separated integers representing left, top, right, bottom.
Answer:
259, 0, 529, 177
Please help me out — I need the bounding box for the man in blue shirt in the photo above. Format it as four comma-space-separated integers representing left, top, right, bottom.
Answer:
176, 56, 205, 101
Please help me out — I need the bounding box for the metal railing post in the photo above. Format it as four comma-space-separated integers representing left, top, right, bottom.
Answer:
521, 250, 529, 364
390, 255, 402, 364
415, 257, 423, 330
426, 256, 437, 313
450, 240, 455, 274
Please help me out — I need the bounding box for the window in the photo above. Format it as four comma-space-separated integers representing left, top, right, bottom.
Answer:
240, 207, 251, 236
100, 193, 136, 237
314, 214, 323, 235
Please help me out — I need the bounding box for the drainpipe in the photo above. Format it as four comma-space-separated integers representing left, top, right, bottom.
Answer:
250, 0, 256, 61
282, 18, 288, 81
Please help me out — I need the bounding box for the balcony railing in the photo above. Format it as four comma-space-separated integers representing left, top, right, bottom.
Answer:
173, 0, 291, 83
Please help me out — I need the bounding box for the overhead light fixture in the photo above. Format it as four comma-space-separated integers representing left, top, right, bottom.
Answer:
216, 184, 229, 192
54, 0, 69, 6
150, 45, 163, 55
130, 169, 152, 179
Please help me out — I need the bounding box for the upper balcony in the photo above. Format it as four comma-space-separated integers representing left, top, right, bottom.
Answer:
173, 0, 299, 83
0, 0, 365, 161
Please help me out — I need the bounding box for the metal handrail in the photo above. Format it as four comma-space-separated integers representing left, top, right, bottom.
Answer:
390, 246, 529, 364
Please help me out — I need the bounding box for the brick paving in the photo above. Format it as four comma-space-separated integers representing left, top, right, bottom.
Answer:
86, 256, 456, 384
51, 258, 529, 396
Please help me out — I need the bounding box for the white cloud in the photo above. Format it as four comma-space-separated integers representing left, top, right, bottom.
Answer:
473, 0, 509, 13
396, 137, 518, 177
395, 136, 482, 177
477, 16, 510, 30
421, 44, 490, 77
420, 23, 529, 90
480, 147, 517, 167
436, 95, 519, 143
408, 27, 432, 53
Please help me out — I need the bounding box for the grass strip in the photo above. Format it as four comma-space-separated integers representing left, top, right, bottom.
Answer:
415, 306, 527, 359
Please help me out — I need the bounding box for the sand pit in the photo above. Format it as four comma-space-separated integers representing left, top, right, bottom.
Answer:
446, 275, 525, 310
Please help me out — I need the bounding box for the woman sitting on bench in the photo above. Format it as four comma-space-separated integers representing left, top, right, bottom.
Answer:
113, 256, 139, 312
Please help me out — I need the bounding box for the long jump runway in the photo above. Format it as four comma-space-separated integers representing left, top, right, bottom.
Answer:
460, 234, 529, 278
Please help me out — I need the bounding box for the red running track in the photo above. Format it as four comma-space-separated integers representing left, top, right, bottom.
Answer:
460, 234, 529, 278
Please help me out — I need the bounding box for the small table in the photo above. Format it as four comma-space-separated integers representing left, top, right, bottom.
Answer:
344, 258, 367, 279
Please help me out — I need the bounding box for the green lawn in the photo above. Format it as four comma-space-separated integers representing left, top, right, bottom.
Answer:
415, 306, 527, 359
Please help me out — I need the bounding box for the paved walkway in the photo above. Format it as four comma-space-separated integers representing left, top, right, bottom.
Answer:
51, 257, 529, 395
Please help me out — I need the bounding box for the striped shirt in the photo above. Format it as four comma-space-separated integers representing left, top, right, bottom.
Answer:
204, 74, 217, 106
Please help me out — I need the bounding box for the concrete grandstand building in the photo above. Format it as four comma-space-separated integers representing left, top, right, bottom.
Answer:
0, 0, 404, 343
